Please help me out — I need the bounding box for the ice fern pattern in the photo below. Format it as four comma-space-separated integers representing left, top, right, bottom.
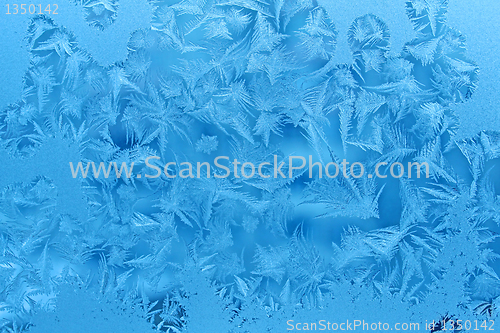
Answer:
0, 0, 497, 332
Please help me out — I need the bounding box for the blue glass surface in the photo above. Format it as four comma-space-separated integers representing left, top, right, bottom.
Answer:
0, 0, 499, 332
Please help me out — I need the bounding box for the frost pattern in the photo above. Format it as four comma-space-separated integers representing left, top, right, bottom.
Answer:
80, 0, 120, 30
0, 0, 497, 332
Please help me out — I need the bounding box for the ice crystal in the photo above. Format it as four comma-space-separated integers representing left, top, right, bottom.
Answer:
0, 0, 497, 332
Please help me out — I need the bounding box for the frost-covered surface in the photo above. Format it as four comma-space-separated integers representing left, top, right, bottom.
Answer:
0, 0, 499, 332
447, 0, 500, 139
